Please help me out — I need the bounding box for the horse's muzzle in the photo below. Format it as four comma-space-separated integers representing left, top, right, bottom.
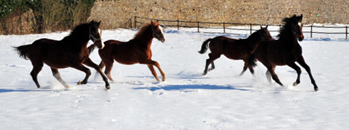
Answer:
95, 41, 105, 49
298, 35, 304, 41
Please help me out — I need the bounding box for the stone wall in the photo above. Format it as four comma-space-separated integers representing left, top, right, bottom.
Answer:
88, 0, 349, 29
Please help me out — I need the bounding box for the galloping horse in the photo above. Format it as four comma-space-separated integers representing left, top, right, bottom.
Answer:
248, 14, 318, 91
198, 26, 272, 75
14, 21, 110, 89
95, 21, 166, 82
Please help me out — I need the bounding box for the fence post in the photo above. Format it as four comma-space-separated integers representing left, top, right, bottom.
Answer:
223, 22, 225, 34
177, 20, 179, 30
345, 26, 348, 39
310, 25, 313, 38
250, 23, 252, 35
197, 21, 200, 33
134, 16, 137, 28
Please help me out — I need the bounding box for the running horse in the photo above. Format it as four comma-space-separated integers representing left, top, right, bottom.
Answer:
198, 26, 272, 75
94, 21, 166, 82
247, 14, 319, 91
14, 20, 110, 89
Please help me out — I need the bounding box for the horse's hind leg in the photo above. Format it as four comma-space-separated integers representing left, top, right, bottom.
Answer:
84, 58, 110, 89
30, 61, 43, 88
239, 64, 248, 76
71, 63, 91, 85
203, 53, 220, 75
286, 62, 301, 86
51, 68, 70, 88
207, 53, 215, 71
265, 64, 283, 86
297, 56, 318, 91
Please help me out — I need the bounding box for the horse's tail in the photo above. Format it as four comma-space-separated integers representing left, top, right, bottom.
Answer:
198, 38, 212, 54
14, 44, 31, 60
247, 53, 257, 67
88, 44, 97, 55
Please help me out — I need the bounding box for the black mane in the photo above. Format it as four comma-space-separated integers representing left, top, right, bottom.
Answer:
277, 15, 302, 38
62, 23, 89, 42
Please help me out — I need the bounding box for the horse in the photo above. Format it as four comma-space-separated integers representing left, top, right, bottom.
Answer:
198, 26, 272, 75
247, 14, 318, 91
94, 21, 166, 82
14, 20, 110, 89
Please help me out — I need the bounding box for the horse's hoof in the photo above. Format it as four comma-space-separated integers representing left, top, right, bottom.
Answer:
314, 87, 319, 91
77, 81, 82, 85
293, 82, 298, 86
106, 86, 110, 89
64, 85, 70, 88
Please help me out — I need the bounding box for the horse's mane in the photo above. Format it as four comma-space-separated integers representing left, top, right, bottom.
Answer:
277, 15, 302, 38
277, 17, 293, 38
134, 22, 159, 39
62, 23, 89, 41
248, 28, 262, 39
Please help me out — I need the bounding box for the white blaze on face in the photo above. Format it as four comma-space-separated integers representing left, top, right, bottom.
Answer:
158, 25, 166, 42
298, 22, 302, 27
98, 28, 105, 49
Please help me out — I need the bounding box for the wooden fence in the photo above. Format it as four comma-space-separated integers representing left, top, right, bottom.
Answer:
134, 16, 349, 39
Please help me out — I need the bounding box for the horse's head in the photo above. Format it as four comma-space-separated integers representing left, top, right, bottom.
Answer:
258, 25, 272, 41
151, 21, 166, 43
290, 14, 304, 41
89, 20, 104, 49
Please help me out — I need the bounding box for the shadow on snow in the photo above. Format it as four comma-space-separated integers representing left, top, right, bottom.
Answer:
134, 84, 250, 91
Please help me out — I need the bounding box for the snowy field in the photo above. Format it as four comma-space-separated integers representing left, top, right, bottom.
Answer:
1, 26, 349, 129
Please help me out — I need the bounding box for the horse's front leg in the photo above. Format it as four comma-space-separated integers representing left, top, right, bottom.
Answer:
147, 64, 161, 82
71, 63, 91, 85
83, 58, 110, 89
286, 62, 301, 86
297, 56, 318, 91
141, 60, 166, 82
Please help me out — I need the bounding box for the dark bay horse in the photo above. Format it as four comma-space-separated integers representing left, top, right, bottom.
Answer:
198, 26, 272, 75
95, 21, 166, 82
14, 21, 110, 89
248, 14, 318, 91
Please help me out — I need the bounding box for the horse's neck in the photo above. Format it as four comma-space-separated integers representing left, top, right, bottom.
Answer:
133, 29, 154, 49
279, 33, 299, 47
245, 34, 262, 49
62, 34, 89, 49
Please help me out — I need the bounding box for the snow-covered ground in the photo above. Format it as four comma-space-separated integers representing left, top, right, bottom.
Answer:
1, 27, 349, 129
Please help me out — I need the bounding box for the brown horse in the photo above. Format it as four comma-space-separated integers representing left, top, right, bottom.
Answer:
198, 26, 272, 75
95, 21, 166, 82
14, 21, 110, 89
248, 14, 318, 91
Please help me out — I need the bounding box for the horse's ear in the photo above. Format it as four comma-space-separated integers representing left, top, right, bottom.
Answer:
298, 14, 303, 21
265, 25, 268, 29
260, 25, 262, 29
98, 21, 101, 26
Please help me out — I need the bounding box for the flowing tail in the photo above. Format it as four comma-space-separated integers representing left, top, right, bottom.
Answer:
14, 44, 31, 60
198, 38, 212, 54
88, 44, 97, 55
247, 53, 257, 67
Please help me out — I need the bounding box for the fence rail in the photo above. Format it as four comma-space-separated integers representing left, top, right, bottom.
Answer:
134, 16, 349, 39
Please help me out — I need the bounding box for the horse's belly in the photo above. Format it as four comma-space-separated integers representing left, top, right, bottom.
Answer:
114, 58, 138, 65
44, 62, 70, 69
